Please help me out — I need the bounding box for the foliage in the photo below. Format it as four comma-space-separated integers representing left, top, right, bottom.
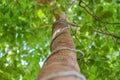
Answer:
0, 0, 120, 80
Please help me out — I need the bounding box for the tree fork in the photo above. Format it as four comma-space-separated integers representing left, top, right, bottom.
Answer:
38, 19, 85, 80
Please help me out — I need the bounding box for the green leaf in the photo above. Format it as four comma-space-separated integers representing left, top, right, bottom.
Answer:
0, 69, 3, 73
2, 0, 6, 5
105, 0, 112, 3
37, 9, 45, 19
18, 16, 26, 21
101, 10, 113, 19
96, 6, 103, 15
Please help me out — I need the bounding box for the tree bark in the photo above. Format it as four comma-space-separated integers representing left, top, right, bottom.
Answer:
38, 19, 85, 80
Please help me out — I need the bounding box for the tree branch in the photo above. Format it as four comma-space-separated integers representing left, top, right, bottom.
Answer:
94, 30, 120, 39
79, 0, 120, 25
64, 0, 76, 13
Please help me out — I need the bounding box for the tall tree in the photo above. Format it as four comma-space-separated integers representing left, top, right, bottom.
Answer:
0, 0, 120, 80
38, 12, 85, 80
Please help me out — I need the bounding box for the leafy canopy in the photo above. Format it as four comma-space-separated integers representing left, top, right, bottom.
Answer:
0, 0, 120, 80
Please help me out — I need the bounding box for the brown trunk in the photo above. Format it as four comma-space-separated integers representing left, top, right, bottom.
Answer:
38, 19, 85, 80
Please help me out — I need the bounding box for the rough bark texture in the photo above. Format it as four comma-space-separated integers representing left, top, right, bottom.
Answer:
38, 19, 83, 80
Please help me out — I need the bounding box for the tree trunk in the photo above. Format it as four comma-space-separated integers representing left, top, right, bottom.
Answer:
38, 19, 85, 80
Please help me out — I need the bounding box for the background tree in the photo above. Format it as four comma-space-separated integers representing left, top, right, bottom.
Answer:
0, 0, 120, 80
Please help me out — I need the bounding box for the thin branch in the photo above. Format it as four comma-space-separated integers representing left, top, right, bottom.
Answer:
79, 0, 120, 25
64, 0, 76, 13
67, 22, 80, 27
94, 30, 120, 39
50, 0, 76, 14
113, 38, 120, 53
65, 0, 80, 27
27, 25, 50, 31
